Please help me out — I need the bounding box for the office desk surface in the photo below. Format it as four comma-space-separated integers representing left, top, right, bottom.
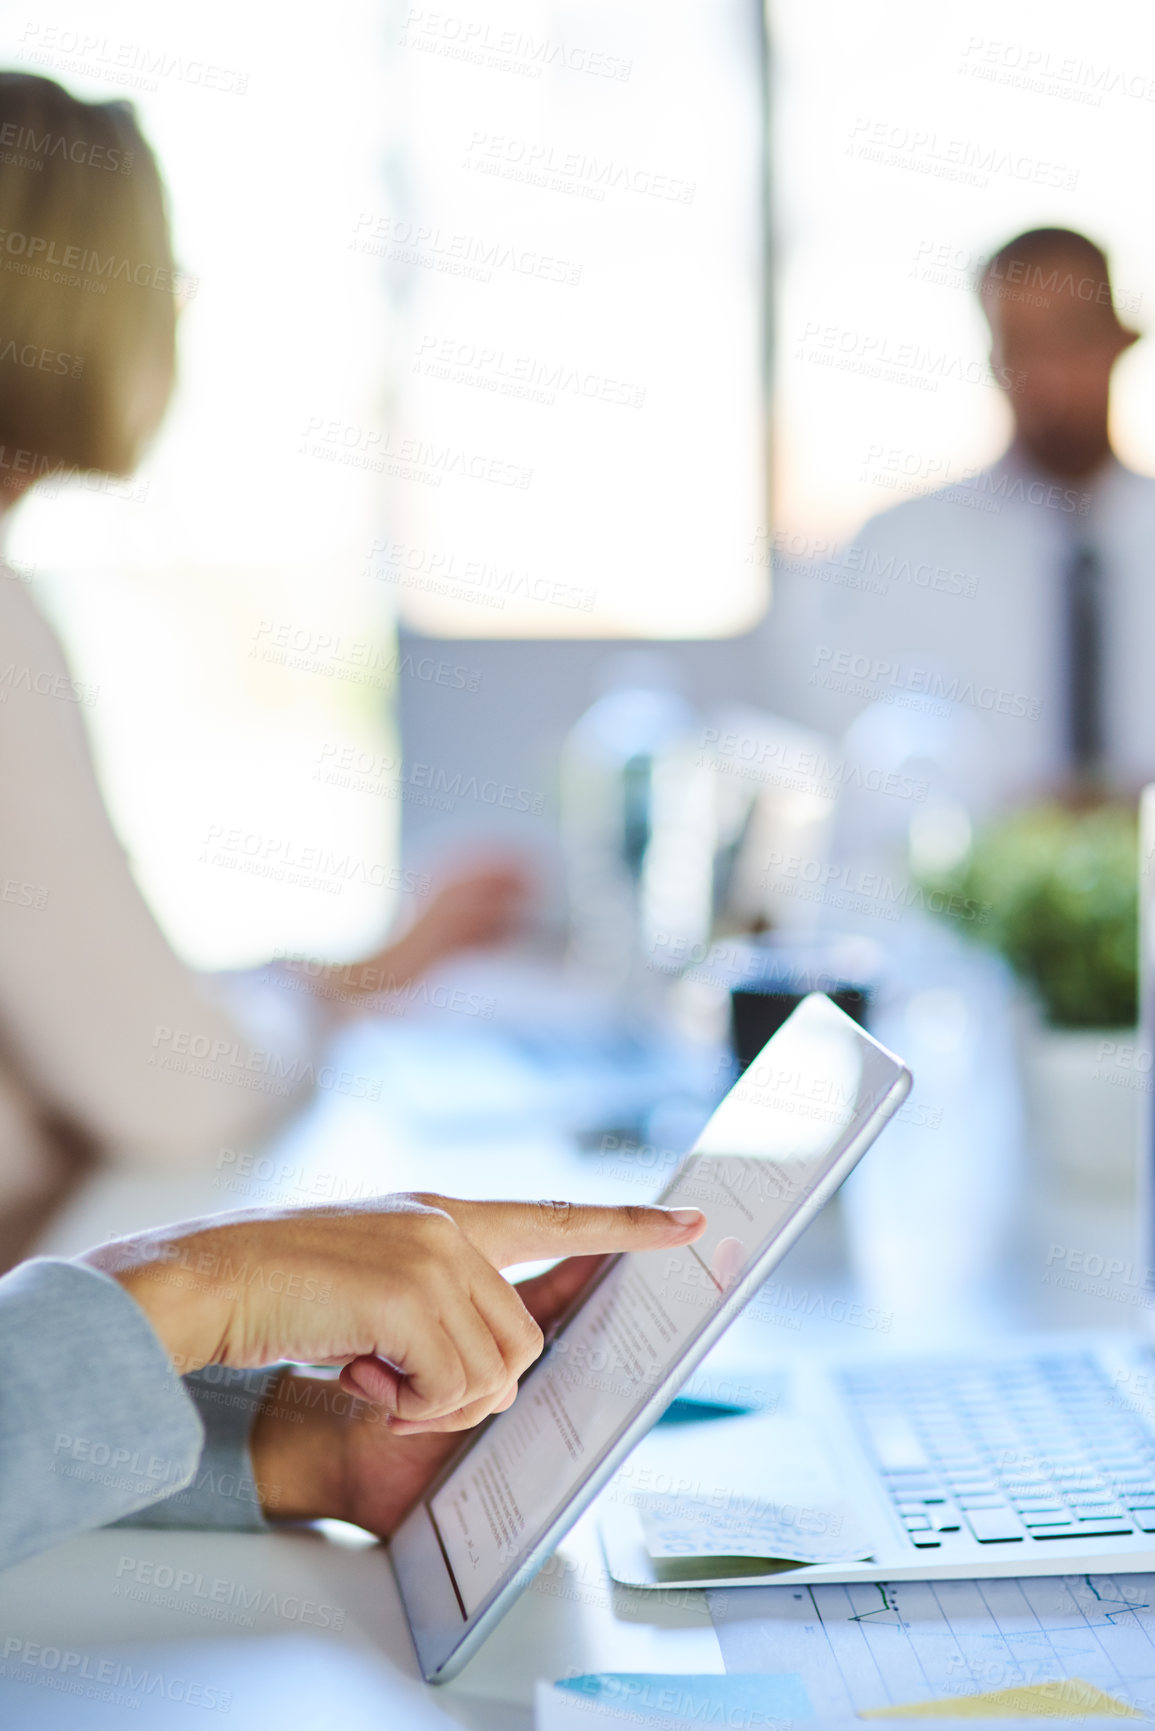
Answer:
15, 973, 1146, 1728
0, 1514, 722, 1729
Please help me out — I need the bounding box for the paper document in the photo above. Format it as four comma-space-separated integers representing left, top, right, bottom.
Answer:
601, 1408, 872, 1587
638, 1490, 873, 1568
708, 1574, 1155, 1721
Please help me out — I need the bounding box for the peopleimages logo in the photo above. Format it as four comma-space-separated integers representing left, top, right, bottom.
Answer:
250, 620, 483, 692
412, 332, 646, 409
846, 116, 1079, 190
811, 646, 1043, 721
0, 661, 99, 706
270, 949, 498, 1019
197, 825, 430, 898
0, 120, 134, 173
462, 131, 692, 203
149, 1025, 383, 1102
762, 852, 989, 927
400, 10, 634, 83
701, 723, 929, 802
0, 225, 190, 293
113, 1555, 346, 1630
0, 1638, 233, 1713
363, 534, 597, 614
0, 337, 83, 376
19, 23, 249, 96
745, 526, 980, 601
349, 212, 583, 287
795, 319, 1024, 394
314, 742, 546, 815
858, 442, 1093, 516
958, 36, 1155, 109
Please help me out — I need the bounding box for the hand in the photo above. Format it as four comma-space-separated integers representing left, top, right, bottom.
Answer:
316, 863, 530, 1009
250, 1254, 604, 1535
414, 862, 529, 954
79, 1195, 705, 1433
369, 863, 530, 986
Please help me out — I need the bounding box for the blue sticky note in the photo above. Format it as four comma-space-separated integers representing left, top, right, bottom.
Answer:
659, 1397, 754, 1424
658, 1370, 784, 1425
557, 1672, 813, 1723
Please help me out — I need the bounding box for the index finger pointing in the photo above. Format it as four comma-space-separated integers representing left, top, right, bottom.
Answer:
435, 1198, 706, 1270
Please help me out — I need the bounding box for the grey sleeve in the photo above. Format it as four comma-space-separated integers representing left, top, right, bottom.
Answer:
0, 1259, 205, 1571
116, 1367, 276, 1534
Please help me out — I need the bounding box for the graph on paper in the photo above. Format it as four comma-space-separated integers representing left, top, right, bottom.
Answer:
708, 1575, 1155, 1719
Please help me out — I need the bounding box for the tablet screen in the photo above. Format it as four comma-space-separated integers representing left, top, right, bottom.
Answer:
427, 999, 903, 1619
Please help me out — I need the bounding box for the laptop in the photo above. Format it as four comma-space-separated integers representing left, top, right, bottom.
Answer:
601, 788, 1155, 1597
393, 789, 1155, 1680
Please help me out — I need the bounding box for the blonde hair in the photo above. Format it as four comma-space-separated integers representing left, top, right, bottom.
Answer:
0, 72, 176, 478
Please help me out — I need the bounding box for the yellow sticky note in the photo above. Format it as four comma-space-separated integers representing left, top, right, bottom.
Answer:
859, 1678, 1142, 1719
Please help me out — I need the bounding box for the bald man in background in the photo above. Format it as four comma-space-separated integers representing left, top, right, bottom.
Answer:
780, 228, 1155, 812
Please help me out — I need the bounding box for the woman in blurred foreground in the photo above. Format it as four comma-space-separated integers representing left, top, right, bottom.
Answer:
0, 73, 523, 1244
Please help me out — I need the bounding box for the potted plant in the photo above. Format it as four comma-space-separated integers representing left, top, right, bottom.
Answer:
919, 802, 1139, 1190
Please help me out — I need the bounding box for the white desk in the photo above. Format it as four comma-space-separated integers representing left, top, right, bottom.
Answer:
7, 972, 1145, 1728
7, 1004, 735, 1728
0, 1515, 721, 1728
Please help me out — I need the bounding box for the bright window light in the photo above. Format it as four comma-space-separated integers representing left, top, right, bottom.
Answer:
0, 2, 398, 969
380, 0, 768, 638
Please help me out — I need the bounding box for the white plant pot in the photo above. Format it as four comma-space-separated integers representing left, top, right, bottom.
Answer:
1018, 1018, 1142, 1195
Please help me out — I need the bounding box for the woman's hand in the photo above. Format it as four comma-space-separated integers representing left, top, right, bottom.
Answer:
79, 1194, 705, 1434
250, 1255, 606, 1535
398, 863, 529, 970
325, 863, 530, 1007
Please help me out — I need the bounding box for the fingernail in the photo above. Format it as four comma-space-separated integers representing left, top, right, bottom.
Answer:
667, 1208, 704, 1227
346, 1367, 379, 1401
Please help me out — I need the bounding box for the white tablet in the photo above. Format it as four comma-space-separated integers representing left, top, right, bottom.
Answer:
391, 992, 911, 1682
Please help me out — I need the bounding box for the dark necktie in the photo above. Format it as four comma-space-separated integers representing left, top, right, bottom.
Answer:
1064, 542, 1103, 778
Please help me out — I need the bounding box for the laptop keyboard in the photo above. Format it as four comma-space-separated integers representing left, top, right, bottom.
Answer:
839, 1352, 1155, 1549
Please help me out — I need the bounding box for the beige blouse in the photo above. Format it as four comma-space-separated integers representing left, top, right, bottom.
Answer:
0, 567, 321, 1204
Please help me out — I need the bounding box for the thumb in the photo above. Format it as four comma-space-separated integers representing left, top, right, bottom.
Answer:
439, 1198, 706, 1270
514, 1252, 606, 1332
339, 1355, 403, 1412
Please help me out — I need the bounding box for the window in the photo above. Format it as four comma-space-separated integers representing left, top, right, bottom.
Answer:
2, 2, 396, 968
0, 1, 768, 972
381, 0, 768, 638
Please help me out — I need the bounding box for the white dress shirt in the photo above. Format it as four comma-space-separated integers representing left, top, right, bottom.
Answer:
770, 452, 1155, 809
